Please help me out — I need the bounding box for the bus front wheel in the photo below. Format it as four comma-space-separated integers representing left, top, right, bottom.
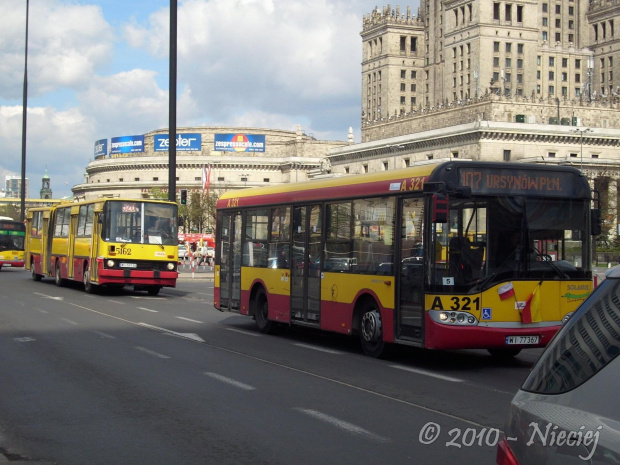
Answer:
254, 289, 273, 334
54, 262, 64, 287
359, 300, 386, 358
83, 265, 95, 294
147, 286, 161, 296
31, 263, 42, 281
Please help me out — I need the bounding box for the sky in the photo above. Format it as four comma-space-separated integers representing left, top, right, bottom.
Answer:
0, 0, 421, 199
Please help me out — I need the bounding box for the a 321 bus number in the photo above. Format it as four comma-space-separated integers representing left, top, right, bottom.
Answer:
227, 198, 240, 208
400, 176, 426, 192
430, 296, 481, 311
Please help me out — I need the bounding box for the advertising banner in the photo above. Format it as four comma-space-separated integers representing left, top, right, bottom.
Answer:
94, 139, 108, 158
214, 134, 266, 152
154, 133, 202, 152
110, 135, 145, 154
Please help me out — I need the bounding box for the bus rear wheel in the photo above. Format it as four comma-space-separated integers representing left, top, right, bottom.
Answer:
359, 300, 386, 358
54, 262, 64, 287
254, 289, 273, 334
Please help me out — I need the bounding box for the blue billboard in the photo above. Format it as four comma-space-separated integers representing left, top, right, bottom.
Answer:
94, 139, 108, 158
110, 135, 145, 154
154, 133, 202, 152
214, 133, 266, 152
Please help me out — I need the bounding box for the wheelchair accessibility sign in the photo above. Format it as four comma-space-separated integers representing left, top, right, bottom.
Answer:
482, 308, 492, 320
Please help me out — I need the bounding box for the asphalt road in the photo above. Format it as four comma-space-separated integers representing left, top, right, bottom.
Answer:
0, 267, 542, 465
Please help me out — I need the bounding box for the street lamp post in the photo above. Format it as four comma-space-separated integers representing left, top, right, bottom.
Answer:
571, 128, 592, 170
20, 0, 29, 222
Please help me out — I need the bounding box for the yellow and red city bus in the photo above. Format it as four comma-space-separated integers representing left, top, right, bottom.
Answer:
26, 198, 179, 295
214, 161, 598, 358
0, 217, 25, 270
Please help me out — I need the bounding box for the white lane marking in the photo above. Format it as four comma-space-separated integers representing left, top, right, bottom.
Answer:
389, 365, 464, 383
138, 323, 205, 343
14, 337, 36, 343
176, 316, 203, 324
93, 331, 116, 339
296, 408, 390, 443
35, 308, 48, 314
107, 299, 125, 305
204, 372, 256, 391
134, 346, 170, 359
137, 307, 158, 313
34, 292, 63, 301
60, 318, 78, 326
293, 343, 343, 354
223, 327, 261, 337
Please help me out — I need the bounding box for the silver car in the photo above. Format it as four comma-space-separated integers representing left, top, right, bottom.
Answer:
497, 267, 620, 464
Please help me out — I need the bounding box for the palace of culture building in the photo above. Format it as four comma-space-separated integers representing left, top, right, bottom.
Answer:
328, 1, 620, 242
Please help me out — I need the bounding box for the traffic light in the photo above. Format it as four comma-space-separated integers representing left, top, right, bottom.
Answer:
180, 189, 187, 205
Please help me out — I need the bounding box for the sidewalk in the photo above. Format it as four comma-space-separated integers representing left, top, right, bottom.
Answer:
177, 262, 214, 280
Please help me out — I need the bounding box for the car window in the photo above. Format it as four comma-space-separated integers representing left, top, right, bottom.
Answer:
522, 279, 620, 394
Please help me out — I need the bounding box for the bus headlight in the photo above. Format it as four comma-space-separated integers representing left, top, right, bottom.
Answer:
106, 259, 115, 268
432, 310, 478, 326
167, 262, 175, 271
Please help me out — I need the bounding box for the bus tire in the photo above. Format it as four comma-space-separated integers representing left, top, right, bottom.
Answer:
83, 264, 95, 294
254, 289, 273, 334
488, 348, 522, 359
31, 263, 42, 281
54, 261, 64, 287
359, 299, 387, 358
147, 286, 161, 296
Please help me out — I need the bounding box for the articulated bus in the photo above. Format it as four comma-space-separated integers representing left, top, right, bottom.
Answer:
26, 198, 179, 295
0, 217, 25, 270
214, 161, 599, 358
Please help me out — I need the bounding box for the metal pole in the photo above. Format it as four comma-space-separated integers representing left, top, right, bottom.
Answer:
20, 0, 29, 222
168, 0, 177, 202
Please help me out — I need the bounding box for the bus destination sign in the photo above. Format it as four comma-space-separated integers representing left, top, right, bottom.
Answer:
459, 168, 574, 196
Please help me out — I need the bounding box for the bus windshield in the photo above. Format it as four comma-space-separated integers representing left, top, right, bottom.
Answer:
103, 201, 178, 245
430, 196, 590, 292
0, 221, 25, 252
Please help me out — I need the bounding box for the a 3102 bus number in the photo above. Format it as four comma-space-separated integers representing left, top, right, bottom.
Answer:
430, 296, 481, 311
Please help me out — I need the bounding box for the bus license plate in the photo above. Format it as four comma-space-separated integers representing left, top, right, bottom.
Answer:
119, 263, 137, 268
505, 335, 539, 345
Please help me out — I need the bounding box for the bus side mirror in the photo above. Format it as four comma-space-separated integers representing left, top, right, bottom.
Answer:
98, 213, 104, 224
432, 193, 449, 223
591, 209, 602, 236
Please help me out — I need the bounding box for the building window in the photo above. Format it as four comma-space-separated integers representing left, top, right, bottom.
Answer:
570, 153, 578, 158
555, 19, 561, 28
503, 150, 511, 161
134, 177, 140, 181
411, 84, 416, 92
549, 71, 554, 80
218, 176, 225, 182
411, 70, 417, 79
517, 43, 524, 54
345, 167, 350, 174
153, 177, 159, 181
542, 3, 548, 13
549, 57, 555, 66
452, 151, 459, 158
363, 164, 369, 173
549, 85, 555, 95
517, 58, 523, 69
493, 2, 500, 20
548, 152, 556, 158
401, 83, 406, 91
555, 4, 561, 14
400, 36, 406, 52
400, 96, 406, 104
543, 17, 548, 27
494, 41, 500, 52
506, 43, 512, 53
383, 162, 389, 170
263, 178, 270, 183
401, 70, 406, 79
542, 31, 548, 41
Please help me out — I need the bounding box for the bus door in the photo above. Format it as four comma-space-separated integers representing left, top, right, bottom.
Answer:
396, 197, 425, 342
219, 211, 242, 311
90, 211, 102, 282
41, 213, 51, 275
291, 205, 322, 324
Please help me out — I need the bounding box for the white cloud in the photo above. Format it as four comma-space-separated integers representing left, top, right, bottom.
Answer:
0, 0, 114, 100
122, 0, 362, 138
